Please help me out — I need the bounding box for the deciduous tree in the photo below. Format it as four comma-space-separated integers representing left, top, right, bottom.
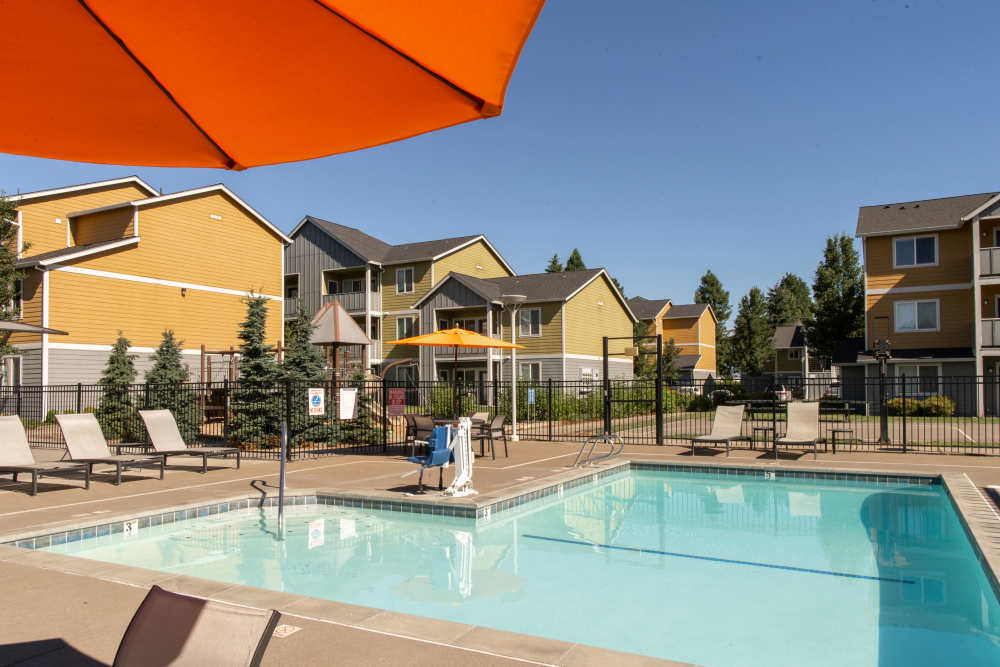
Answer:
766, 273, 812, 328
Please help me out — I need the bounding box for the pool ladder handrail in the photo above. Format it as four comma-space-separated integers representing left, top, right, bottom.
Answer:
573, 433, 625, 467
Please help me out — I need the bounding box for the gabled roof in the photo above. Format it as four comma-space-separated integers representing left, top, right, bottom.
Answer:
856, 191, 998, 237
16, 236, 140, 268
627, 296, 671, 321
415, 268, 637, 320
6, 176, 157, 202
663, 303, 712, 321
292, 216, 514, 272
66, 184, 291, 244
773, 324, 806, 349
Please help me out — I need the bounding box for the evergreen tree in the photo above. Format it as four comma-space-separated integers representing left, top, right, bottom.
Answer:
565, 248, 586, 271
805, 234, 864, 362
337, 371, 383, 444
633, 320, 655, 378
0, 195, 28, 359
229, 295, 282, 446
661, 338, 680, 381
145, 330, 198, 442
282, 302, 331, 445
545, 254, 563, 273
731, 288, 773, 376
694, 269, 733, 374
96, 333, 141, 441
766, 273, 812, 328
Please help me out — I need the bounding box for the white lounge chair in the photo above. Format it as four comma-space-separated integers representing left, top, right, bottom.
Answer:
56, 413, 164, 485
775, 401, 821, 460
114, 585, 280, 667
0, 415, 89, 495
691, 404, 747, 456
139, 409, 240, 473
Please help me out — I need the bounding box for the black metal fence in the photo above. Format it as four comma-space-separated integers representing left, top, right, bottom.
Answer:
4, 374, 1000, 458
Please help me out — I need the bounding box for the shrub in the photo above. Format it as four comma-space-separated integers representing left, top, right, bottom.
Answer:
688, 395, 713, 412
919, 394, 955, 417
886, 397, 918, 416
663, 390, 689, 414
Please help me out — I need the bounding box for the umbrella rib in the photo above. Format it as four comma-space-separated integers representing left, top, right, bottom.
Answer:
309, 0, 490, 113
75, 0, 242, 170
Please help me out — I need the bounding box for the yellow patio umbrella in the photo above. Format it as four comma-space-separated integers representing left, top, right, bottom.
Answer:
394, 328, 524, 418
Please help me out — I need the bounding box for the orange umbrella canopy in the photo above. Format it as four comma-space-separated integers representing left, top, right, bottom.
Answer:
395, 328, 524, 350
1, 0, 545, 170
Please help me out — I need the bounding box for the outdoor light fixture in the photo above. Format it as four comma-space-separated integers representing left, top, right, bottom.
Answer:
499, 294, 527, 442
180, 288, 187, 297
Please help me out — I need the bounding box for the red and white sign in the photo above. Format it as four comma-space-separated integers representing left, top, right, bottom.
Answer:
307, 388, 325, 416
388, 388, 406, 417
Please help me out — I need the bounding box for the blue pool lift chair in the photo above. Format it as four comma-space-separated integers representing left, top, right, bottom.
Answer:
407, 426, 454, 493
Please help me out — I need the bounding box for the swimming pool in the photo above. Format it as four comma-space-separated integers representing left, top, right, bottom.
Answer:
37, 467, 1000, 666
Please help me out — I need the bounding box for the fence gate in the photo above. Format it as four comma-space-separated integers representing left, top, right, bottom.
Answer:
603, 335, 664, 445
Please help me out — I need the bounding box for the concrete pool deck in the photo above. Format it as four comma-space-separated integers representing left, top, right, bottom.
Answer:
3, 440, 1000, 666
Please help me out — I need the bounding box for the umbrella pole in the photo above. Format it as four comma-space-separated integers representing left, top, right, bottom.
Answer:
453, 346, 458, 419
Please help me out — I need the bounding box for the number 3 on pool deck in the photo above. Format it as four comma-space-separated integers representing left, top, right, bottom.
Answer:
765, 471, 776, 481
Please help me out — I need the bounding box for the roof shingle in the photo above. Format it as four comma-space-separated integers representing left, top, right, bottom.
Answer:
304, 216, 480, 265
856, 192, 997, 237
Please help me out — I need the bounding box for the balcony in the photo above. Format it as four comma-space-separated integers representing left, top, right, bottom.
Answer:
981, 247, 1000, 277
284, 299, 298, 317
434, 346, 491, 358
323, 291, 380, 313
983, 319, 1000, 347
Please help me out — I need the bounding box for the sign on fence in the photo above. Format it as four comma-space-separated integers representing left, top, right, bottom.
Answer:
527, 388, 535, 404
307, 388, 325, 416
388, 388, 405, 416
338, 387, 358, 420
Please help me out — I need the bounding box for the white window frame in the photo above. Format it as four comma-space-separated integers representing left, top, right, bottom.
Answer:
994, 295, 1000, 319
787, 348, 802, 360
1, 355, 21, 387
993, 227, 1000, 248
369, 319, 380, 341
396, 315, 415, 340
892, 234, 938, 269
894, 363, 942, 396
395, 267, 414, 294
518, 308, 541, 337
519, 362, 541, 382
894, 299, 940, 333
325, 279, 338, 295
438, 318, 448, 331
346, 278, 363, 293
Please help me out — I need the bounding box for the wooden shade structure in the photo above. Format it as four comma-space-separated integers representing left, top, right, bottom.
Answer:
310, 300, 373, 378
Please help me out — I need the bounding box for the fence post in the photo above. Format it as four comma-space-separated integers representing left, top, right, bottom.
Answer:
381, 378, 388, 452
16, 382, 22, 417
655, 334, 664, 446
603, 336, 611, 436
547, 378, 553, 441
222, 379, 230, 442
76, 382, 82, 414
284, 379, 293, 461
901, 375, 907, 453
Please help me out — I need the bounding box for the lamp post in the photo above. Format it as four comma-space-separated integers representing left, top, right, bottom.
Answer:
500, 294, 527, 441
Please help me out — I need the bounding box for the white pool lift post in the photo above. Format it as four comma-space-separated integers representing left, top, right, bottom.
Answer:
444, 417, 477, 498
278, 421, 287, 536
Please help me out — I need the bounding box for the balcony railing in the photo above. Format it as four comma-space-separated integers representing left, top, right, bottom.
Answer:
434, 346, 491, 357
323, 291, 380, 313
981, 247, 1000, 277
983, 319, 1000, 348
284, 299, 298, 317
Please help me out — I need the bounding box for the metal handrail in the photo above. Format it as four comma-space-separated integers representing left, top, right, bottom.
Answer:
573, 433, 625, 467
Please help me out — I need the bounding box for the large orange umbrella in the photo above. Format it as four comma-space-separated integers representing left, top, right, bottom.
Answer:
395, 328, 523, 417
1, 0, 545, 170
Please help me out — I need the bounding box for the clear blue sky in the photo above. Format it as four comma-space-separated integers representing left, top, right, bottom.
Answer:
2, 1, 998, 324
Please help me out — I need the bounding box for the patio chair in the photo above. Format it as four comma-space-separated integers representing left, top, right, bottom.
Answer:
467, 411, 489, 425
406, 426, 454, 493
775, 401, 821, 460
403, 413, 417, 449
139, 409, 240, 473
114, 585, 280, 667
471, 414, 508, 460
55, 413, 164, 485
0, 415, 89, 495
690, 404, 747, 456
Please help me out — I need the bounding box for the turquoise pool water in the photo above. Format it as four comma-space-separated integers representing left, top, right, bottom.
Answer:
44, 470, 1000, 667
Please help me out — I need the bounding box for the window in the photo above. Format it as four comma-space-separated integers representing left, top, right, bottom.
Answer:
787, 349, 801, 360
1, 356, 20, 387
396, 267, 414, 294
396, 315, 415, 339
438, 318, 448, 331
893, 235, 937, 268
326, 279, 339, 295
347, 278, 363, 293
896, 365, 939, 395
454, 318, 485, 333
11, 279, 22, 319
438, 368, 450, 381
370, 273, 380, 293
369, 319, 379, 340
520, 362, 541, 382
894, 299, 938, 332
492, 316, 501, 336
518, 308, 541, 337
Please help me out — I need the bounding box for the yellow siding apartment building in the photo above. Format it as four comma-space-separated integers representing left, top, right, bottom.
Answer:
627, 297, 717, 379
6, 176, 289, 388
838, 189, 1000, 415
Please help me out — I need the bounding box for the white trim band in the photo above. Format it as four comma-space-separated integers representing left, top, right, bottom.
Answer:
47, 265, 281, 301
867, 283, 971, 296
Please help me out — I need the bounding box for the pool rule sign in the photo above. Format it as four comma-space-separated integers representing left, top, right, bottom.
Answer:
308, 388, 325, 416
388, 388, 405, 417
